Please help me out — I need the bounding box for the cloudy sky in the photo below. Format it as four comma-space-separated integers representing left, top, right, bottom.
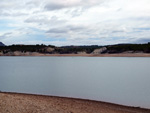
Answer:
0, 0, 150, 46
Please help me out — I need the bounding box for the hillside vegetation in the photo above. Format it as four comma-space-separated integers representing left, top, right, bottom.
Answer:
107, 43, 150, 53
0, 42, 150, 54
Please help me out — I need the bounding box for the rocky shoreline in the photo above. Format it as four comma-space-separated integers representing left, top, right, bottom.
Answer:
0, 92, 150, 113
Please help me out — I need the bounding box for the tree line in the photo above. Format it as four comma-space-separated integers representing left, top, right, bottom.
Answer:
0, 43, 150, 54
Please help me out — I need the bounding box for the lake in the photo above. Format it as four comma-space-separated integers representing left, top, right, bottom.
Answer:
0, 57, 150, 108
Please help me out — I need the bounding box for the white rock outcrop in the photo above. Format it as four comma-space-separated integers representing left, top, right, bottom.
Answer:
92, 47, 107, 54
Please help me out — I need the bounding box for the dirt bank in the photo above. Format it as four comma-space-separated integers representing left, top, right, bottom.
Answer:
1, 52, 150, 57
0, 92, 150, 113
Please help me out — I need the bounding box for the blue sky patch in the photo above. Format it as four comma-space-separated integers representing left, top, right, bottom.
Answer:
0, 19, 16, 31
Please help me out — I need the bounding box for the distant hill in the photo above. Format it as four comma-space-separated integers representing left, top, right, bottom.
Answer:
0, 42, 5, 46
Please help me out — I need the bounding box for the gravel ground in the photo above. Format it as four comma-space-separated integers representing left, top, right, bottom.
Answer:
0, 92, 150, 113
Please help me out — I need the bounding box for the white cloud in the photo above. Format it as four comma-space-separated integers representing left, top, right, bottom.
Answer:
0, 0, 150, 46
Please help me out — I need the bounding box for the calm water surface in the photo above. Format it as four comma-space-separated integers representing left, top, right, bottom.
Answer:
0, 57, 150, 108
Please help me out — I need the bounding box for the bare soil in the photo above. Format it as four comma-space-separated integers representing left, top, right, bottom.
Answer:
0, 92, 150, 113
1, 52, 150, 57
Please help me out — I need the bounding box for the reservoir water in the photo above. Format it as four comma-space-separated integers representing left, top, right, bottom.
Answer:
0, 57, 150, 108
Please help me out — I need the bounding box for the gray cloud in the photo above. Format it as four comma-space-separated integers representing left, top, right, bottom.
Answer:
0, 32, 12, 39
44, 3, 67, 11
44, 0, 104, 11
46, 25, 88, 34
25, 16, 67, 25
68, 25, 85, 31
46, 28, 68, 34
111, 30, 125, 33
65, 7, 86, 17
25, 17, 48, 24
